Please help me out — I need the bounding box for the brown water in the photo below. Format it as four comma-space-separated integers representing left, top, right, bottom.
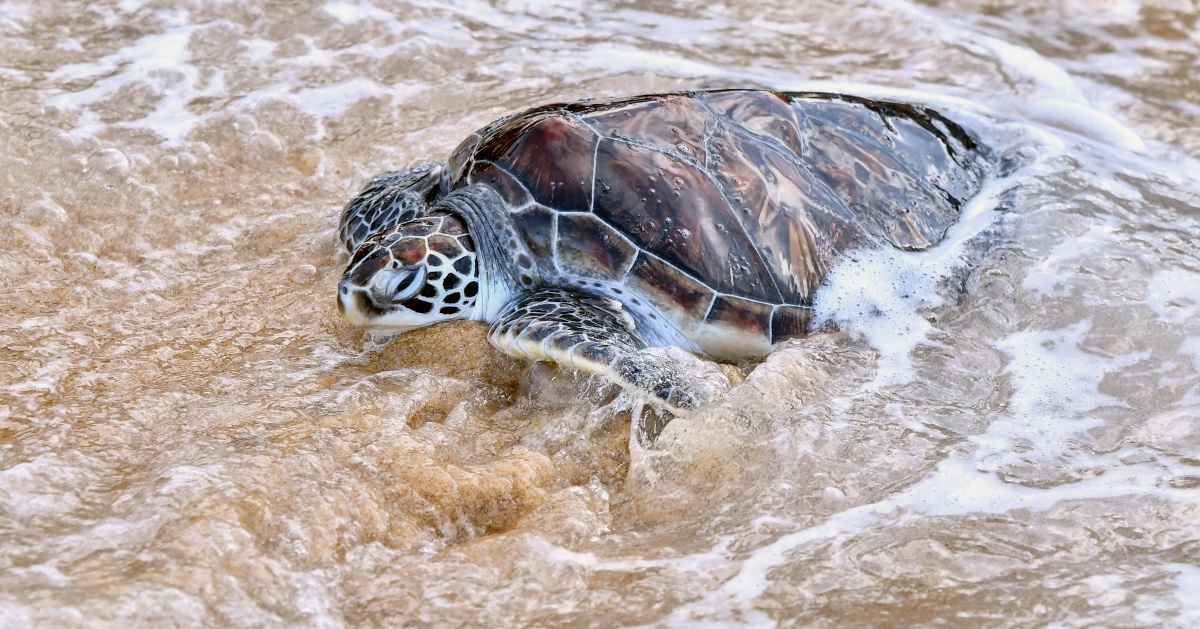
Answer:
3, 0, 1200, 626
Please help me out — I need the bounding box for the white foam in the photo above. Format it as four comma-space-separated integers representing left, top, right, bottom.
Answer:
1145, 268, 1200, 326
1021, 215, 1119, 297
45, 23, 222, 142
1144, 267, 1200, 397
291, 570, 342, 629
155, 464, 226, 496
977, 36, 1085, 100
812, 173, 1008, 384
48, 26, 192, 83
995, 320, 1145, 417
238, 37, 279, 64
322, 0, 394, 24
0, 602, 32, 628
0, 67, 29, 82
1016, 97, 1147, 151
1169, 563, 1200, 623
1180, 338, 1200, 381
0, 454, 84, 519
0, 1, 32, 25
293, 78, 422, 118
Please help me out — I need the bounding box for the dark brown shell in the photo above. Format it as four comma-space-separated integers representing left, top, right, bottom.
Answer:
447, 90, 988, 354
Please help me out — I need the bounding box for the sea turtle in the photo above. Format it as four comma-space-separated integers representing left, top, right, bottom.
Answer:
336, 89, 989, 419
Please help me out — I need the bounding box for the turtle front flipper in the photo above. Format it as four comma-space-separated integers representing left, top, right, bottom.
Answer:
339, 163, 449, 253
488, 289, 730, 435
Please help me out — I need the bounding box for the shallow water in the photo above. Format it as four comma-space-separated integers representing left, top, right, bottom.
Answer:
2, 0, 1200, 626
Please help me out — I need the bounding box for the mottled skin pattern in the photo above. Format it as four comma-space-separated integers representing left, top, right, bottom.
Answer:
337, 90, 990, 426
338, 214, 479, 327
490, 288, 724, 412
339, 164, 448, 253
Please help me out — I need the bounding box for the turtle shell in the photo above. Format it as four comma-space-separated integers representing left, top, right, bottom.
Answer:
445, 90, 989, 358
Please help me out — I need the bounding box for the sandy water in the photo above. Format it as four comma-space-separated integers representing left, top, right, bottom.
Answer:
2, 0, 1200, 626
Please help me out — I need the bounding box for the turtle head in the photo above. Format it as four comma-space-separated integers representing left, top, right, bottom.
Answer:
339, 163, 449, 253
337, 214, 480, 332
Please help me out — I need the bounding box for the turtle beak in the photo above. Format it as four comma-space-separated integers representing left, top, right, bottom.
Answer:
337, 277, 354, 320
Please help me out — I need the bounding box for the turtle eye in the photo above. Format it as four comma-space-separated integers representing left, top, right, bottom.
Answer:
374, 265, 426, 303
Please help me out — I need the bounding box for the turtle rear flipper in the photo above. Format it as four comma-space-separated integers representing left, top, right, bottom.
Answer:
488, 288, 729, 439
